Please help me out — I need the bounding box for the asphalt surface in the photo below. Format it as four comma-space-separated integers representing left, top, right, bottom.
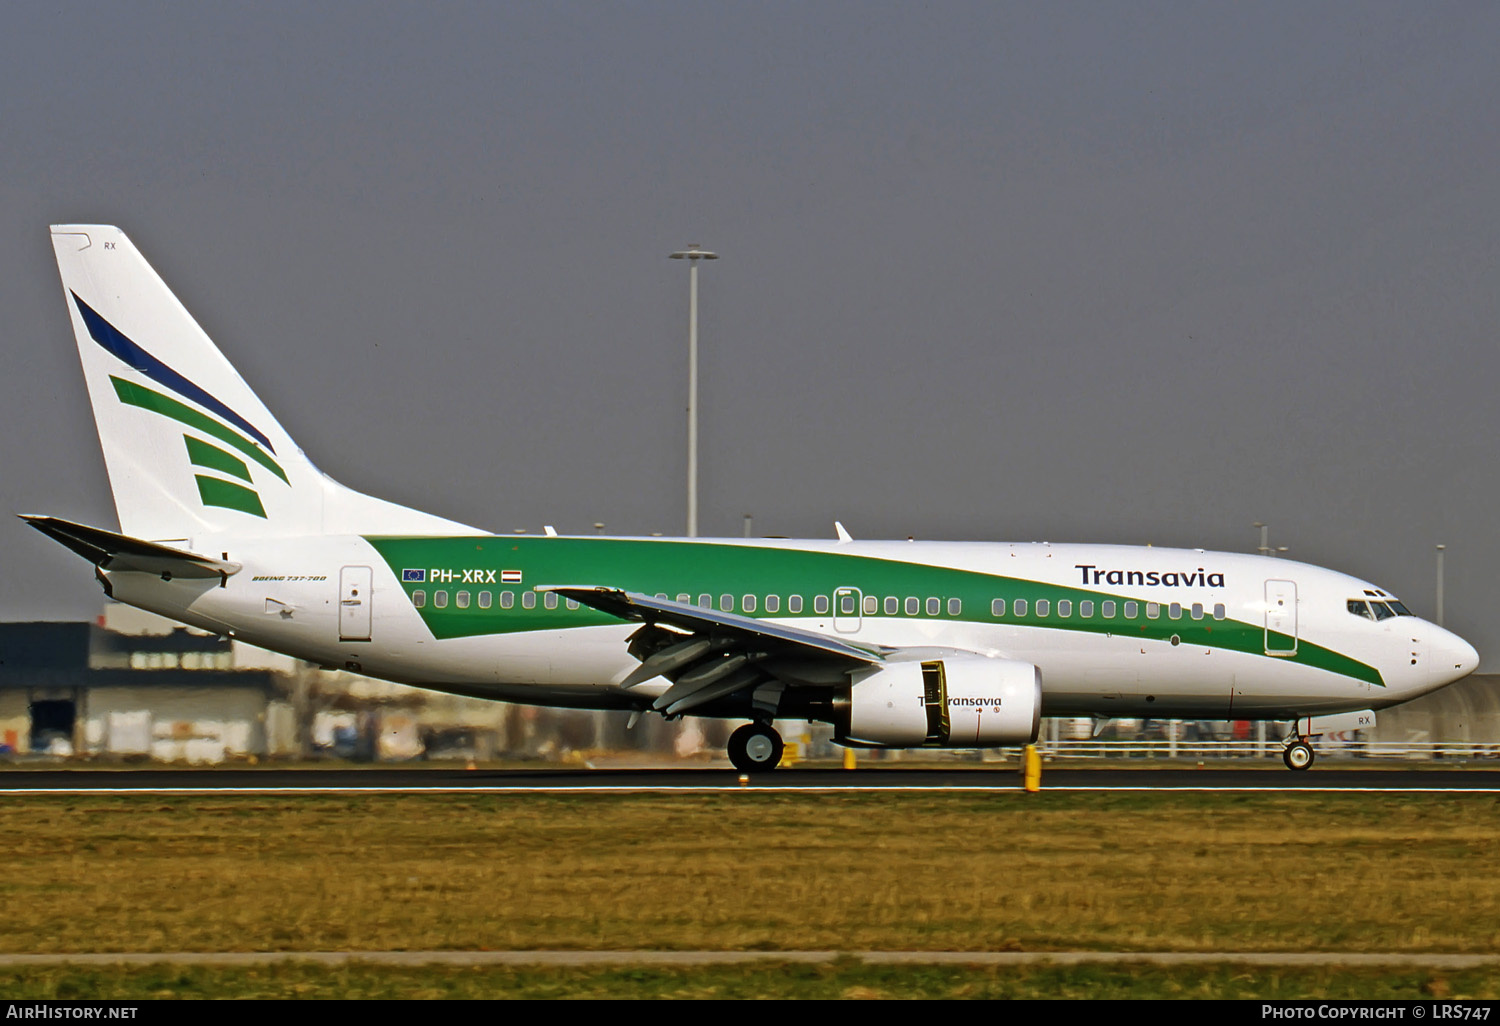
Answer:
4, 765, 1500, 791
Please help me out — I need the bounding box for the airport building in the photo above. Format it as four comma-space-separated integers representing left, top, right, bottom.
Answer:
0, 602, 713, 764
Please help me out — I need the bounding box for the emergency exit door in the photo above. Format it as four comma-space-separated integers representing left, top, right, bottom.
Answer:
340, 566, 372, 642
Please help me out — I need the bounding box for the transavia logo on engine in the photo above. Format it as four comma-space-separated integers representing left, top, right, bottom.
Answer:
1075, 564, 1226, 588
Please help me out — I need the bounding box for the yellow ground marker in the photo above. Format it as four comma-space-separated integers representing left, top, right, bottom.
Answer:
1022, 744, 1042, 792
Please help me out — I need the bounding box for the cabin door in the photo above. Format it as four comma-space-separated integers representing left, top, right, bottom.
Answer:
1264, 579, 1297, 655
340, 565, 373, 642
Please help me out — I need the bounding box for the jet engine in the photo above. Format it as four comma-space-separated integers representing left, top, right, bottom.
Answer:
834, 656, 1041, 748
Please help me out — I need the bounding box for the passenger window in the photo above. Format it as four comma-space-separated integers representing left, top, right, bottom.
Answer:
1124, 601, 1139, 618
926, 597, 940, 615
676, 593, 691, 604
1212, 603, 1225, 620
1014, 598, 1028, 617
863, 595, 878, 615
743, 594, 756, 613
814, 595, 830, 615
991, 598, 1005, 617
906, 597, 919, 615
478, 592, 492, 609
1168, 602, 1181, 619
544, 592, 558, 610
456, 591, 471, 609
790, 595, 804, 614
566, 598, 579, 610
1036, 599, 1051, 617
699, 594, 712, 609
765, 595, 780, 613
434, 591, 448, 608
522, 592, 536, 609
1190, 603, 1203, 620
1058, 599, 1071, 617
1080, 600, 1094, 618
1101, 600, 1115, 618
948, 598, 962, 616
412, 590, 426, 608
884, 596, 898, 615
721, 594, 734, 612
500, 591, 514, 609
1146, 602, 1160, 619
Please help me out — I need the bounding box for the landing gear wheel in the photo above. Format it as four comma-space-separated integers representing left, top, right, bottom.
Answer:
727, 723, 784, 774
1283, 741, 1315, 771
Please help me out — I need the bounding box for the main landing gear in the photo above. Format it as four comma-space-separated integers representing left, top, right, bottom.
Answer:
1282, 736, 1316, 771
727, 722, 784, 774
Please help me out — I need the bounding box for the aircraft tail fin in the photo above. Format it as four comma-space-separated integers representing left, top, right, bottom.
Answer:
49, 225, 479, 541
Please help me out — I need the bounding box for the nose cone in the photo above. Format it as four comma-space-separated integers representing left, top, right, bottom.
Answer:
1432, 625, 1480, 684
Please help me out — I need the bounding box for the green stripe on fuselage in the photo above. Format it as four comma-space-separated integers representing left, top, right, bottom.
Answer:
365, 537, 1386, 687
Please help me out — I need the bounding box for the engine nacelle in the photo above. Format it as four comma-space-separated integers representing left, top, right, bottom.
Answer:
834, 656, 1042, 748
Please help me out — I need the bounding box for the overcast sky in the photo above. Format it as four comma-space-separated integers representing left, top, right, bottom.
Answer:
3, 2, 1497, 657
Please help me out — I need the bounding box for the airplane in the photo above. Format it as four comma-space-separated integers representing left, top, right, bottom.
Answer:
23, 224, 1480, 773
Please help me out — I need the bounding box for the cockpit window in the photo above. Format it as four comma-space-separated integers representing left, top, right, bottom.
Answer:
1350, 596, 1416, 620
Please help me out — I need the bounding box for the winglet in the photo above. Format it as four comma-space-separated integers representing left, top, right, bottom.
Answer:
834, 521, 853, 544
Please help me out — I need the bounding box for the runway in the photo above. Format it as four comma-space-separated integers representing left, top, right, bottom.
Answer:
4, 765, 1500, 793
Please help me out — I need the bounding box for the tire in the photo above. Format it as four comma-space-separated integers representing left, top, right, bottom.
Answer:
1283, 741, 1315, 771
727, 723, 784, 774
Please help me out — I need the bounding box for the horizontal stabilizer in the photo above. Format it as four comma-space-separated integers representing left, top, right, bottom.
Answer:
19, 515, 241, 579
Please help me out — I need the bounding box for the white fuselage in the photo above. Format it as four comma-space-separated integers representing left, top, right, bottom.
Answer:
101, 535, 1479, 723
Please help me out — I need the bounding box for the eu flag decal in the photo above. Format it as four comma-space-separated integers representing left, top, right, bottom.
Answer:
402, 569, 426, 583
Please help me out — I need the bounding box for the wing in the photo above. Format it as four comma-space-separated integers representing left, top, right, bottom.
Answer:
538, 585, 888, 717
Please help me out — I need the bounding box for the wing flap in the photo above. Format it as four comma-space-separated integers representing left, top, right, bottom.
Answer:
537, 585, 888, 716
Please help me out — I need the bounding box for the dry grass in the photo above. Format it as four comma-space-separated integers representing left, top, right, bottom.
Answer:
3, 791, 1499, 953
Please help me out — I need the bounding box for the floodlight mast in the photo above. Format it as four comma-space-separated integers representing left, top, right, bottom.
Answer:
669, 243, 718, 538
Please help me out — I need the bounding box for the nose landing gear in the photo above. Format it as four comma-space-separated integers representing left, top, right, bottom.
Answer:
727, 722, 784, 773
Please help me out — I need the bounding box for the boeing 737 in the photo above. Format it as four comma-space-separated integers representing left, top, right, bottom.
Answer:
23, 225, 1481, 772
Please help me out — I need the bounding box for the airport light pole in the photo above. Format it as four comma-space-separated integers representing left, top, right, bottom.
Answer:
1436, 544, 1446, 627
1253, 522, 1287, 558
669, 243, 718, 537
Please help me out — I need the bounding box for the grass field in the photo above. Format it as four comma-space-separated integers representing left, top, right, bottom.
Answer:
2, 790, 1497, 996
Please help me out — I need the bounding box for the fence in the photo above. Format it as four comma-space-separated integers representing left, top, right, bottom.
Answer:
1024, 738, 1500, 762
